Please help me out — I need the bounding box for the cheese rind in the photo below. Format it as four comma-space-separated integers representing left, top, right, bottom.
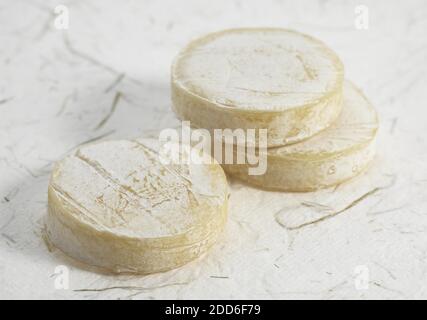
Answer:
172, 28, 344, 147
46, 139, 228, 274
222, 81, 378, 191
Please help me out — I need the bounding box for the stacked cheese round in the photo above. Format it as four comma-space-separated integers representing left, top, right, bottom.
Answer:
172, 28, 344, 148
46, 139, 229, 274
222, 81, 378, 191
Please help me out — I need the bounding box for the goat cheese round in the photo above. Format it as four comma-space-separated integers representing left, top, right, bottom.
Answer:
46, 138, 229, 274
222, 81, 378, 191
172, 28, 344, 147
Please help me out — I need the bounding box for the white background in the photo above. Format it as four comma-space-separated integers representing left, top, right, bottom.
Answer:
1, 0, 427, 299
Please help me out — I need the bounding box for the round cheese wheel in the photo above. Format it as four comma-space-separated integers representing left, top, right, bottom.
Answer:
46, 139, 229, 274
172, 28, 344, 147
223, 81, 378, 191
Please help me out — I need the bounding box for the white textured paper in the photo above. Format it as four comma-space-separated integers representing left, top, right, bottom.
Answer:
1, 0, 427, 299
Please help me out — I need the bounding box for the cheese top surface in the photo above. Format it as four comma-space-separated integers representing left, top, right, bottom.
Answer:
49, 139, 228, 239
172, 28, 344, 111
270, 81, 378, 159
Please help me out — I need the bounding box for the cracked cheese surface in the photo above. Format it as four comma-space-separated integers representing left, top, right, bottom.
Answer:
46, 139, 229, 274
172, 28, 344, 147
223, 81, 378, 191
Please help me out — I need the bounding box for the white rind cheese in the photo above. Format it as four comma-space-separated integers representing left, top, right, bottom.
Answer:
46, 139, 229, 274
172, 28, 344, 147
222, 81, 379, 191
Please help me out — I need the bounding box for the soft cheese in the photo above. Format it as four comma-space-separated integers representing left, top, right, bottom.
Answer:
172, 28, 344, 147
223, 81, 378, 191
46, 139, 229, 274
